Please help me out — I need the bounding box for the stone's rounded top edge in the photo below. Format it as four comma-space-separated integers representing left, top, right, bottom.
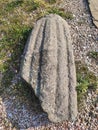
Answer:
45, 13, 61, 18
36, 13, 69, 28
37, 13, 66, 22
46, 14, 65, 21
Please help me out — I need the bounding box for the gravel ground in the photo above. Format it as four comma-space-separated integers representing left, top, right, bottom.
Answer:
59, 0, 98, 76
0, 0, 98, 130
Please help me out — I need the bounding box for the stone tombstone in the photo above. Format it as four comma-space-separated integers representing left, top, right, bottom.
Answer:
20, 14, 77, 123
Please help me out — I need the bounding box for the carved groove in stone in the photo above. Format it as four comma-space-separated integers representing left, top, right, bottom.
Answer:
20, 14, 77, 123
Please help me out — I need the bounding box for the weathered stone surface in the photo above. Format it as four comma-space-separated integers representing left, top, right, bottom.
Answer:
20, 14, 77, 123
89, 0, 98, 27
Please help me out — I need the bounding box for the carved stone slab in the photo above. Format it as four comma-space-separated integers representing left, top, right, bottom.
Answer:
20, 14, 77, 123
89, 0, 98, 27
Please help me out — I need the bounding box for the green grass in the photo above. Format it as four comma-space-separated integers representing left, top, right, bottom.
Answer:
76, 61, 98, 108
5, 0, 23, 11
88, 51, 98, 59
0, 25, 32, 94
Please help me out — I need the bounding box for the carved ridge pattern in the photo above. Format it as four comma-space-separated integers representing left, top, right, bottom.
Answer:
20, 14, 77, 123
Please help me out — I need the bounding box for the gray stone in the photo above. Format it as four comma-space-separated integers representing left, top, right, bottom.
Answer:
88, 0, 98, 28
20, 14, 77, 123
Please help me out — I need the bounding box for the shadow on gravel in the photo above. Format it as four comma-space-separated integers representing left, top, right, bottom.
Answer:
0, 28, 50, 129
83, 0, 94, 26
1, 77, 50, 129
